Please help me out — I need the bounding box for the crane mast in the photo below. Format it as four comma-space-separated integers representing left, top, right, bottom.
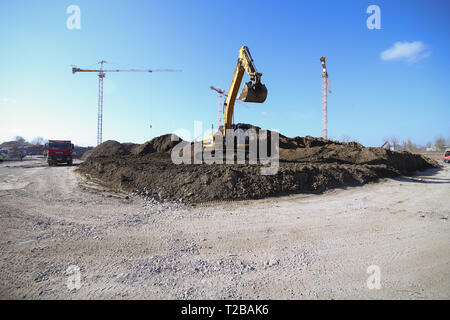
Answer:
210, 86, 225, 130
320, 56, 331, 139
97, 61, 106, 145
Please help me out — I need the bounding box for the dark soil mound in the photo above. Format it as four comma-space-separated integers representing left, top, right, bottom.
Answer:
86, 140, 131, 159
78, 128, 439, 204
82, 135, 179, 160
81, 149, 93, 160
131, 134, 182, 156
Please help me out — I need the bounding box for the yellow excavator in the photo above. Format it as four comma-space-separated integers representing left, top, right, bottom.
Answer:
203, 46, 267, 150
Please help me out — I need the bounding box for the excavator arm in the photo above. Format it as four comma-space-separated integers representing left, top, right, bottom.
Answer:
223, 46, 267, 130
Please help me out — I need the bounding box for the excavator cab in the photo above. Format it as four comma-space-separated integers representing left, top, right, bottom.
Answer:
239, 81, 267, 103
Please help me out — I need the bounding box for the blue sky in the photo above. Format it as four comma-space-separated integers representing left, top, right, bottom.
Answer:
1, 0, 449, 147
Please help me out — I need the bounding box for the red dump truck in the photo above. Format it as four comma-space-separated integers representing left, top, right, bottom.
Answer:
45, 140, 74, 166
443, 149, 450, 163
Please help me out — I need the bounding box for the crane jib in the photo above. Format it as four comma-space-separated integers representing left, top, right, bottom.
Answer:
72, 68, 182, 74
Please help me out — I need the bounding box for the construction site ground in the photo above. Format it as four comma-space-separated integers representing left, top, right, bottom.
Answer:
0, 156, 449, 299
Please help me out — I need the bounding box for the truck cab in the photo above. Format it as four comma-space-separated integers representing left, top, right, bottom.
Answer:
45, 140, 74, 166
443, 149, 450, 163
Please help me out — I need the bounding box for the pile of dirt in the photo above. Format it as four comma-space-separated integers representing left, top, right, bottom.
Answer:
85, 140, 130, 158
131, 134, 181, 155
78, 129, 439, 203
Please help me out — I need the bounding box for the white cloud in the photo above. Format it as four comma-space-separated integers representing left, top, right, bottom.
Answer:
380, 41, 431, 63
2, 97, 18, 104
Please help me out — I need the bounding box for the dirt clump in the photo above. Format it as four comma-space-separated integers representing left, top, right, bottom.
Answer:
81, 149, 93, 161
131, 134, 182, 156
85, 140, 132, 159
78, 129, 438, 203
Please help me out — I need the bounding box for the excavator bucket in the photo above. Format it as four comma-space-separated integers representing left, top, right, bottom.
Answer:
239, 82, 267, 103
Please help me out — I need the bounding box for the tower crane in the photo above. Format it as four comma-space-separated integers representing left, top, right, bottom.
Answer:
210, 86, 225, 130
320, 56, 332, 139
72, 61, 181, 145
209, 85, 249, 131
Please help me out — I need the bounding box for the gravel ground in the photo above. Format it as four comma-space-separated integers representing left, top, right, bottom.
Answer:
0, 157, 449, 299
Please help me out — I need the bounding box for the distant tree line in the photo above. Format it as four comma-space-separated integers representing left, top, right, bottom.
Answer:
11, 136, 48, 146
336, 135, 449, 152
381, 136, 449, 152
